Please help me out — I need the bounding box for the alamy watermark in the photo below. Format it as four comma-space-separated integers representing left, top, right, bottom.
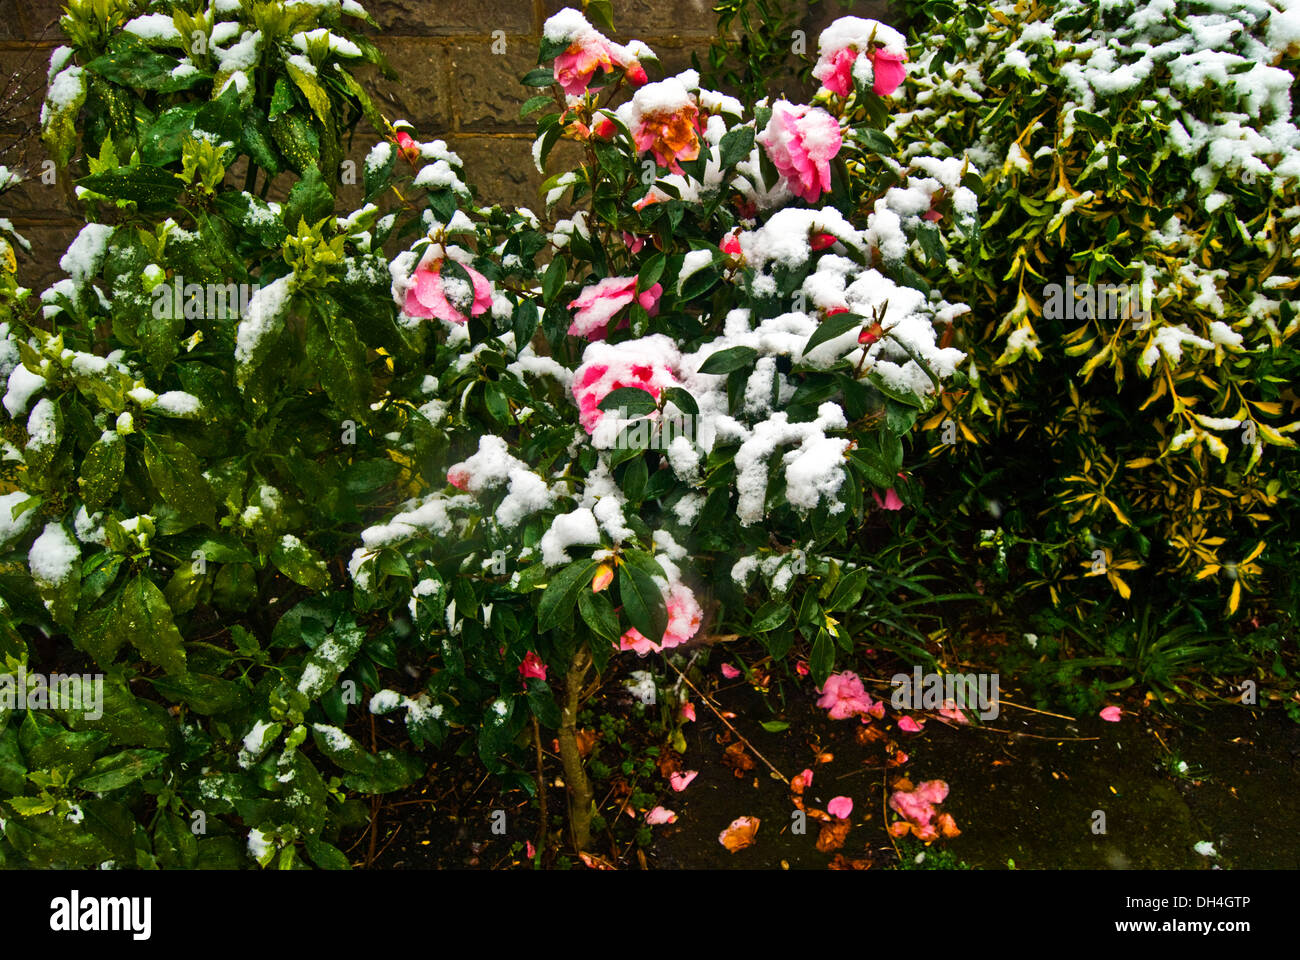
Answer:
151, 275, 260, 321
890, 666, 1000, 721
0, 668, 103, 720
1042, 275, 1151, 328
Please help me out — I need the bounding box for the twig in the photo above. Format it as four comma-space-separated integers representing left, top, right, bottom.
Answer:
883, 770, 901, 865
997, 699, 1076, 721
533, 716, 548, 855
665, 659, 788, 785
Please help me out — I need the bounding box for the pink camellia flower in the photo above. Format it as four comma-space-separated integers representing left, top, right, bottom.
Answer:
518, 651, 548, 682
592, 115, 616, 139
828, 796, 853, 820
618, 583, 703, 656
645, 806, 677, 825
621, 231, 646, 255
869, 47, 908, 96
629, 79, 702, 174
403, 253, 494, 325
795, 660, 809, 676
553, 31, 620, 97
816, 670, 879, 721
813, 46, 858, 97
447, 467, 470, 490
757, 101, 843, 204
720, 663, 741, 679
889, 779, 950, 841
680, 701, 696, 722
670, 770, 698, 792
873, 487, 904, 510
897, 715, 924, 733
568, 276, 662, 340
572, 335, 680, 433
812, 19, 909, 98
721, 232, 743, 257
1100, 705, 1122, 722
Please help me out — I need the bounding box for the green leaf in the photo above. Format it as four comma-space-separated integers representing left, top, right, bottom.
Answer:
522, 67, 557, 87
74, 749, 167, 793
810, 629, 834, 686
305, 300, 371, 416
637, 252, 667, 292
526, 681, 562, 729
578, 588, 620, 643
296, 614, 367, 699
78, 436, 125, 512
120, 575, 188, 676
759, 720, 790, 733
803, 312, 864, 355
283, 164, 334, 231
662, 386, 698, 416
857, 128, 895, 155
542, 255, 568, 304
270, 535, 330, 591
618, 562, 667, 644
598, 386, 657, 417
76, 166, 184, 209
538, 558, 604, 632
718, 126, 755, 168
698, 345, 758, 375
143, 435, 217, 527
751, 599, 792, 631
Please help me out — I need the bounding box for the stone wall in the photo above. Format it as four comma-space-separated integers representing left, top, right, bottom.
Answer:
0, 0, 892, 290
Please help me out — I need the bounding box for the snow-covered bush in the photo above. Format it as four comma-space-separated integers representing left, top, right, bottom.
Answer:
348, 7, 970, 848
896, 0, 1300, 621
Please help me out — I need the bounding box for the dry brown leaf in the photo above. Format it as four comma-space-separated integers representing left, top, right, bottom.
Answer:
827, 853, 872, 870
816, 819, 851, 852
718, 815, 760, 853
722, 740, 755, 777
579, 851, 617, 870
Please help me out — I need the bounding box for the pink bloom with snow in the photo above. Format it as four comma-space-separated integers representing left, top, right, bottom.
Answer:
827, 796, 853, 820
553, 32, 620, 97
567, 276, 662, 340
618, 583, 703, 656
670, 770, 698, 792
869, 48, 908, 96
720, 232, 743, 257
402, 254, 494, 325
757, 101, 843, 204
816, 671, 880, 721
1100, 705, 1122, 722
813, 46, 858, 97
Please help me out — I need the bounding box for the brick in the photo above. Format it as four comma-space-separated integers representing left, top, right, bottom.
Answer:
541, 0, 718, 39
364, 0, 535, 37
449, 134, 588, 212
445, 40, 538, 132
18, 1, 68, 40
363, 38, 451, 136
0, 43, 54, 136
10, 219, 81, 292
